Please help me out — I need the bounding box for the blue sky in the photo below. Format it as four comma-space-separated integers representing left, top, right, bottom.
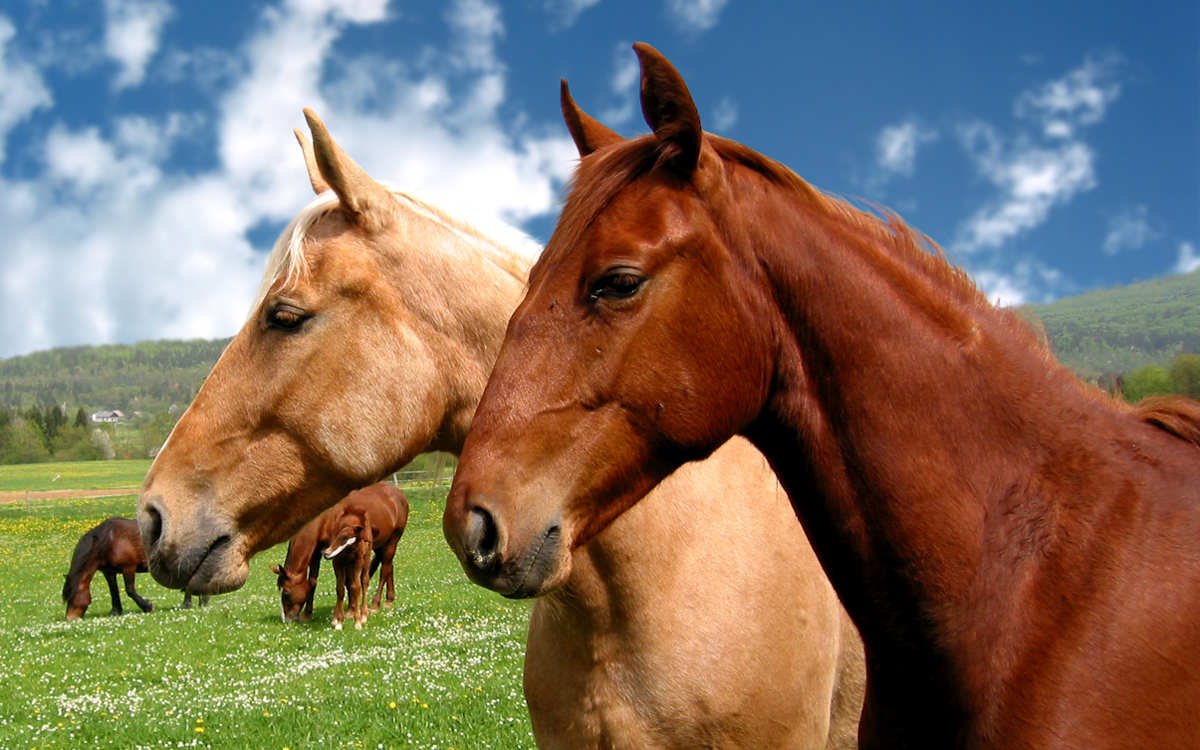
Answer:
0, 0, 1195, 358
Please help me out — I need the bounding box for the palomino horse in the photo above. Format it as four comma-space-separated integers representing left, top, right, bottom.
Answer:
271, 482, 409, 624
64, 517, 205, 619
137, 109, 863, 747
321, 482, 408, 630
444, 43, 1200, 749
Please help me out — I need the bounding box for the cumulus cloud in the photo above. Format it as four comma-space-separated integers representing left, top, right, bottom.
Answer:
664, 0, 727, 34
542, 0, 601, 30
0, 15, 53, 164
876, 118, 938, 177
1015, 53, 1121, 140
953, 56, 1121, 255
0, 0, 575, 358
1175, 242, 1200, 274
103, 0, 174, 90
956, 122, 1095, 252
1103, 205, 1158, 256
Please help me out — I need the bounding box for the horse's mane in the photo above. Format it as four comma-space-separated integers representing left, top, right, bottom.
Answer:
251, 186, 539, 318
1135, 396, 1200, 448
62, 523, 102, 601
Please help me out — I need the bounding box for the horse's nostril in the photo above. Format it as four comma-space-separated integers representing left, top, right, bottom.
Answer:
142, 504, 164, 550
465, 506, 500, 571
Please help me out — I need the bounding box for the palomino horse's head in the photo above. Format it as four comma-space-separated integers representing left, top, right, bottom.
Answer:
140, 110, 530, 594
444, 44, 777, 597
271, 562, 315, 623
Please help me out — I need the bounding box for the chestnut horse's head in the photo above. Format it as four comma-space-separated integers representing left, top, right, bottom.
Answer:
271, 563, 315, 623
444, 44, 777, 597
139, 109, 531, 595
324, 515, 368, 560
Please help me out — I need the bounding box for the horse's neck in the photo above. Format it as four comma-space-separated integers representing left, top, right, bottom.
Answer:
744, 190, 1118, 657
384, 219, 533, 456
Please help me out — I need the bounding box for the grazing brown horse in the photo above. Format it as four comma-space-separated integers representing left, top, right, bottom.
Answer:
271, 483, 409, 625
63, 517, 205, 619
444, 43, 1200, 749
137, 109, 863, 747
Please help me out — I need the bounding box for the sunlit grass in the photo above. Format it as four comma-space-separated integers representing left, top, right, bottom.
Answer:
0, 459, 153, 492
0, 477, 534, 749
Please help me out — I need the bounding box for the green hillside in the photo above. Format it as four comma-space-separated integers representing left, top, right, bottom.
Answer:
1021, 270, 1200, 380
0, 338, 229, 414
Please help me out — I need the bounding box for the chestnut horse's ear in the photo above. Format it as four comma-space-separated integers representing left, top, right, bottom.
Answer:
270, 564, 281, 575
633, 42, 702, 175
302, 108, 394, 231
560, 79, 623, 157
293, 128, 331, 195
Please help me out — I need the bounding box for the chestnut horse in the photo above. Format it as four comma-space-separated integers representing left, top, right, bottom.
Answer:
322, 482, 408, 630
137, 108, 864, 747
444, 43, 1200, 749
64, 517, 204, 619
271, 482, 409, 625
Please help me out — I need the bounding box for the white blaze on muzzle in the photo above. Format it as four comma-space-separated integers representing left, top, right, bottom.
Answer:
324, 537, 357, 559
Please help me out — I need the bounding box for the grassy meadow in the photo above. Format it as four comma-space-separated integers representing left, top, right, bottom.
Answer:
0, 459, 153, 493
0, 460, 534, 749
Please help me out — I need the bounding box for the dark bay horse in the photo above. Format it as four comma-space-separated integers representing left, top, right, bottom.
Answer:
64, 517, 205, 619
271, 482, 409, 625
444, 43, 1200, 748
137, 109, 864, 747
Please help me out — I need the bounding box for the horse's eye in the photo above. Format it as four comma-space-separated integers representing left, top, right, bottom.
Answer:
267, 304, 309, 332
589, 270, 645, 301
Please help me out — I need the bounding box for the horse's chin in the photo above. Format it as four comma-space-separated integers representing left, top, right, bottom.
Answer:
186, 545, 251, 595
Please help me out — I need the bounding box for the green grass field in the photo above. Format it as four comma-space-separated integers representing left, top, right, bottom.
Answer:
0, 461, 534, 749
0, 459, 153, 492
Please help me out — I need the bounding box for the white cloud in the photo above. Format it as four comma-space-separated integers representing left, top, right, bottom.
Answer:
953, 55, 1122, 254
709, 96, 738, 133
664, 0, 727, 34
1175, 242, 1200, 274
597, 42, 639, 126
956, 128, 1095, 252
542, 0, 601, 30
876, 118, 938, 177
0, 15, 53, 164
973, 259, 1065, 307
1015, 54, 1121, 140
0, 0, 576, 359
1103, 204, 1158, 256
103, 0, 174, 90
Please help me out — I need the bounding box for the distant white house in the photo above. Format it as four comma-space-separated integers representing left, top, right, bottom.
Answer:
90, 410, 125, 424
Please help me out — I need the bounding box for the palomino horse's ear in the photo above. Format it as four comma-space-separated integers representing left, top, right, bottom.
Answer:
633, 42, 702, 175
560, 79, 623, 157
302, 108, 394, 230
293, 128, 331, 195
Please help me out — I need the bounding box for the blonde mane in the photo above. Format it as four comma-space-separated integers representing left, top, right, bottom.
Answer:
251, 186, 540, 318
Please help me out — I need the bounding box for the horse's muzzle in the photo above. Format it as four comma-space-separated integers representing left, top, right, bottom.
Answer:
138, 494, 247, 594
443, 488, 565, 598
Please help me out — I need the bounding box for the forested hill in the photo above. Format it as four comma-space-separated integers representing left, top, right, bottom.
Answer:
1021, 269, 1200, 380
0, 338, 230, 414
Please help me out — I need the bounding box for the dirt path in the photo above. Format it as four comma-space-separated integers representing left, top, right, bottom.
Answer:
0, 487, 140, 503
